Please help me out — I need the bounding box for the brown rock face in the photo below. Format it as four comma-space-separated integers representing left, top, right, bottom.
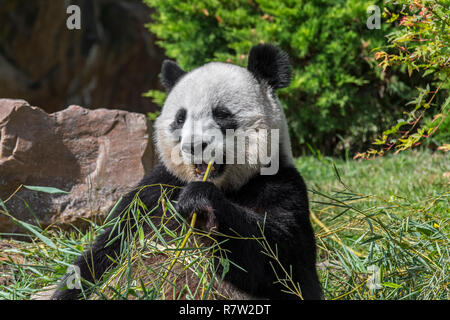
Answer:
0, 0, 165, 114
0, 99, 155, 233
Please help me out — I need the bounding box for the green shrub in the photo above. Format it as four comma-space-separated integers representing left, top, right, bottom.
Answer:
144, 0, 432, 155
356, 0, 449, 159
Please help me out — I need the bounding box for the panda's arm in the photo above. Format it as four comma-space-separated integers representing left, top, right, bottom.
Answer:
215, 198, 321, 300
176, 172, 321, 299
51, 163, 182, 300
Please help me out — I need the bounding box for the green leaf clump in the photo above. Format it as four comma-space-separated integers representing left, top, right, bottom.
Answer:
144, 0, 445, 156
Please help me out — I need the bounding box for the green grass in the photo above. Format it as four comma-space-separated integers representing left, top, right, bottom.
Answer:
298, 150, 449, 217
0, 150, 448, 300
297, 150, 449, 300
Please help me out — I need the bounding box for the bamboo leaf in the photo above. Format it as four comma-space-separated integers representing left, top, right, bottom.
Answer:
24, 186, 69, 194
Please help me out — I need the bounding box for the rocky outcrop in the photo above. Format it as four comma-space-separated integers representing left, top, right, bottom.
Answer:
0, 0, 164, 114
0, 99, 155, 233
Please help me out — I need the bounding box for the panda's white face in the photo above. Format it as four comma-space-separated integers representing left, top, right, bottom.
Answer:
154, 46, 293, 190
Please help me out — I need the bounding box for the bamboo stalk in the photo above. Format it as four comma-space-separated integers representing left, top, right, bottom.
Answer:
310, 210, 364, 258
163, 161, 214, 280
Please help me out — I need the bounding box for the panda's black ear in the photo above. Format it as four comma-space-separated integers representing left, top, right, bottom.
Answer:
247, 44, 291, 89
161, 60, 187, 91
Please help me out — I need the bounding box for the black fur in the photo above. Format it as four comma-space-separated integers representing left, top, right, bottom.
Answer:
212, 105, 238, 133
247, 44, 291, 89
51, 161, 322, 300
161, 60, 186, 91
170, 108, 187, 131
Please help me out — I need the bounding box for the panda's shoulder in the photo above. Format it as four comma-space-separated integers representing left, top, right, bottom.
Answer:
236, 165, 307, 204
250, 165, 306, 190
139, 162, 185, 187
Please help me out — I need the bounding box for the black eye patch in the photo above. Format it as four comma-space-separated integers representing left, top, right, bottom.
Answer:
213, 106, 238, 133
212, 106, 233, 119
170, 108, 187, 131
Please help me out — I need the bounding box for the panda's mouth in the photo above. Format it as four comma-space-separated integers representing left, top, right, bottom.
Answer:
194, 162, 223, 179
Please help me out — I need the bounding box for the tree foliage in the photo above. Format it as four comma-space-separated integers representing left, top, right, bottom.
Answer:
144, 0, 447, 156
355, 0, 449, 159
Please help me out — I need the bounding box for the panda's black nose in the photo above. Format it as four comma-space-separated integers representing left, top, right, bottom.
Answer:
182, 141, 208, 155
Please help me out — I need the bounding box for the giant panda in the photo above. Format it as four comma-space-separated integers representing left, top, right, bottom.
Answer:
50, 44, 322, 300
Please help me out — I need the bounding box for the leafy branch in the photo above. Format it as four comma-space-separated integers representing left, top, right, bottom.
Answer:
355, 0, 449, 159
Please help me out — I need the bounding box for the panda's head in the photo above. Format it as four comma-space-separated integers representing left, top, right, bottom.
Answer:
154, 44, 294, 190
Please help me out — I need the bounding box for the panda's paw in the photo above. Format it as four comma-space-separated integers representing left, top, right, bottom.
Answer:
176, 181, 222, 231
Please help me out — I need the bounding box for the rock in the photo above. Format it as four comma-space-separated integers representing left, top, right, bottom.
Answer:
30, 285, 57, 301
0, 99, 155, 233
0, 0, 165, 114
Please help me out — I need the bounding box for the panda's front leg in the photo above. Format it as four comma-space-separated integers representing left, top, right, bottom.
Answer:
175, 181, 221, 232
176, 181, 288, 298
